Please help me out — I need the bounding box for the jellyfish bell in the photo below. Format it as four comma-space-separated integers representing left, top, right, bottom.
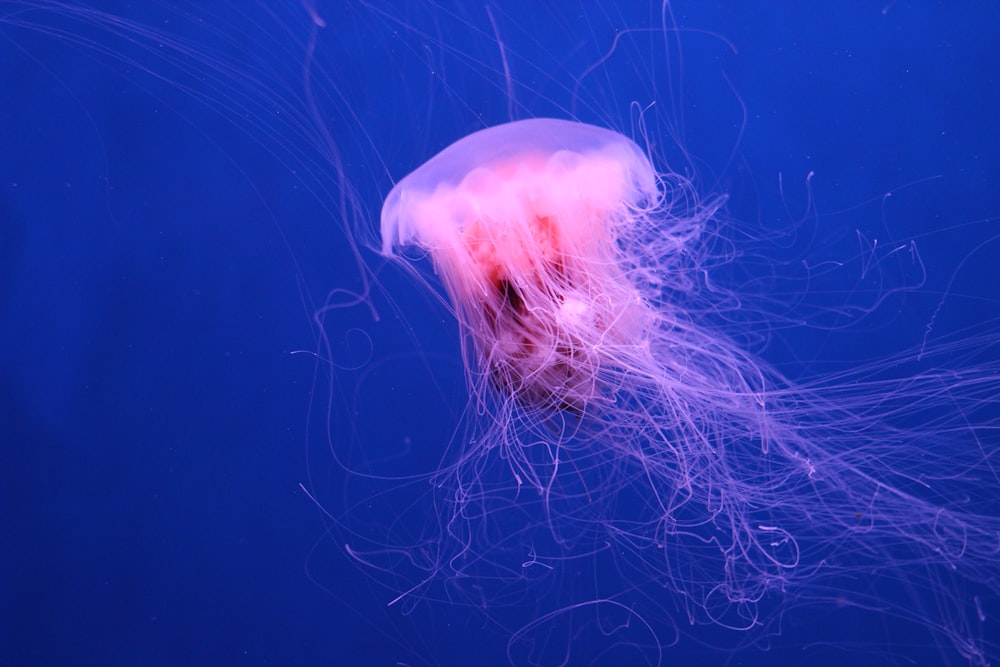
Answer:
380, 118, 670, 413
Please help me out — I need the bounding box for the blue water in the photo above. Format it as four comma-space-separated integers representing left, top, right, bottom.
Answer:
2, 3, 998, 665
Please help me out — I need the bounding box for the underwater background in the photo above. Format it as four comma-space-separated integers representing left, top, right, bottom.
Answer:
2, 2, 999, 666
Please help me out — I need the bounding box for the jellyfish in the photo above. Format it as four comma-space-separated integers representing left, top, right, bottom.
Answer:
6, 3, 998, 666
377, 118, 1000, 665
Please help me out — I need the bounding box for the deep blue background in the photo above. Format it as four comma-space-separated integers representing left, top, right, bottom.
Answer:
2, 2, 998, 666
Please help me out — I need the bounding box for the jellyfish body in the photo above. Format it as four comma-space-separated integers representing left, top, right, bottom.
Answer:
379, 119, 1000, 665
381, 118, 662, 411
